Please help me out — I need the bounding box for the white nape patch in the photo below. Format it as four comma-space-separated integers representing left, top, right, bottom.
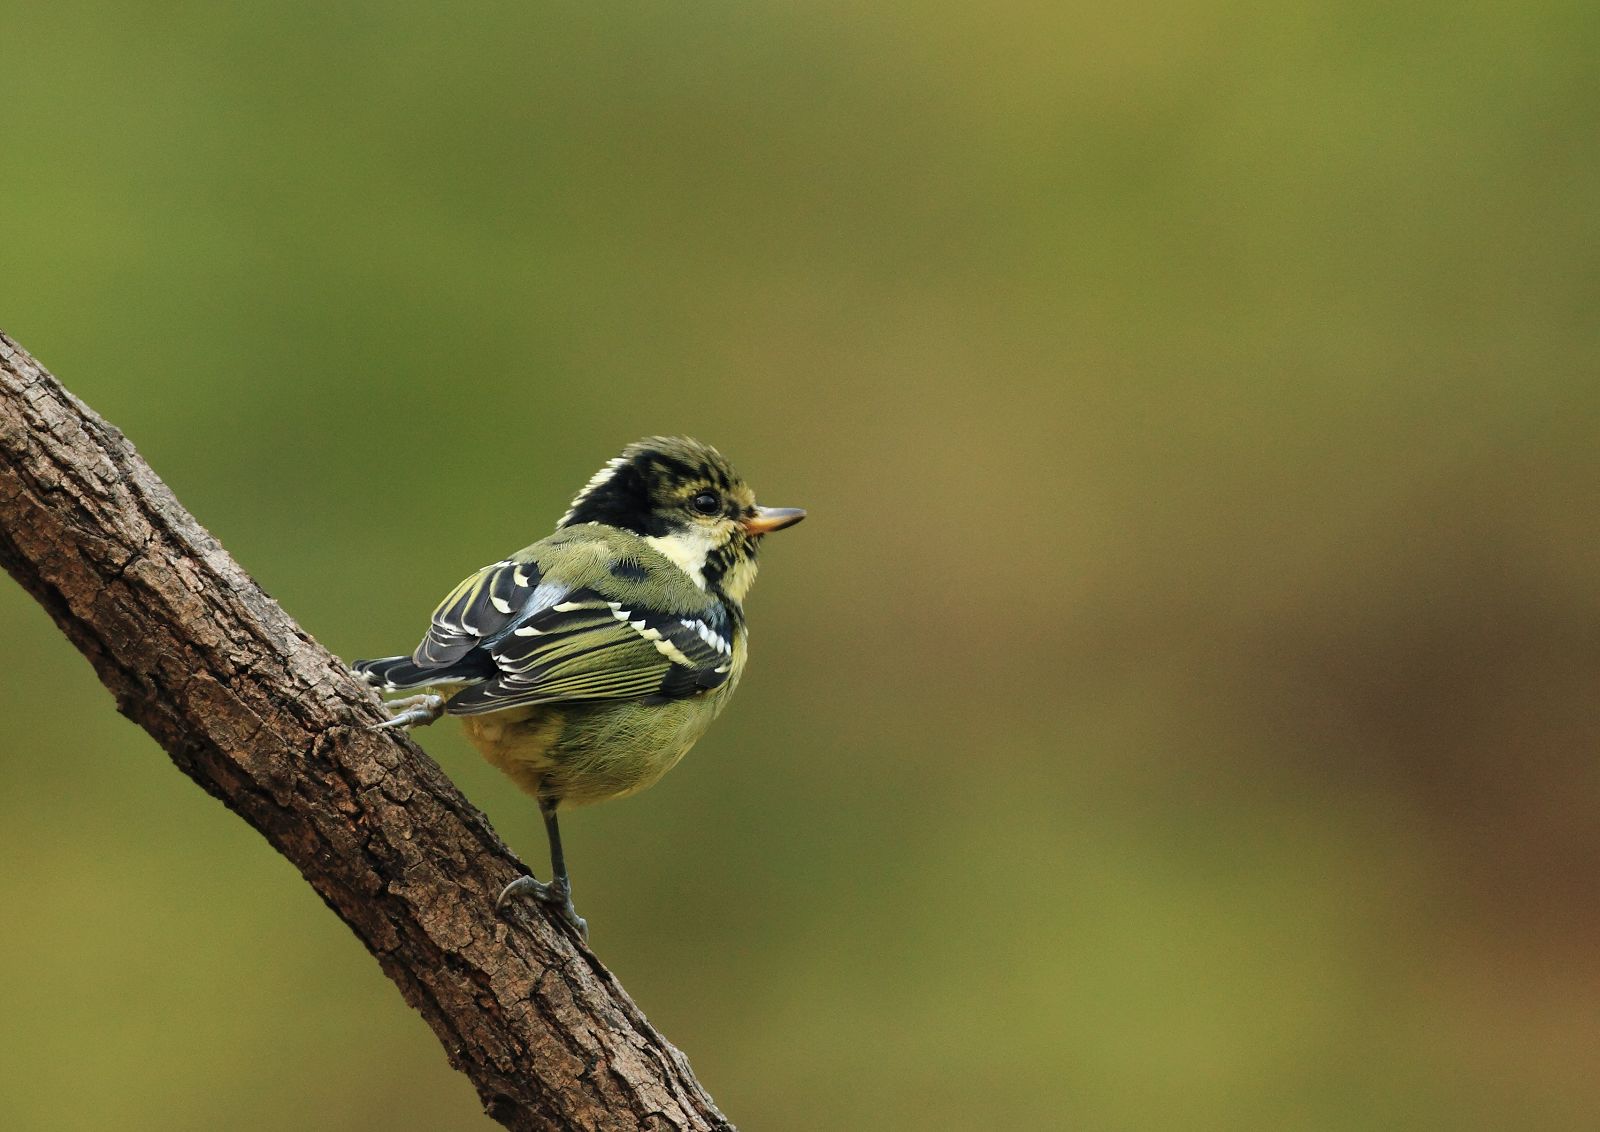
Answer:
490, 596, 513, 614
557, 455, 628, 526
644, 528, 718, 590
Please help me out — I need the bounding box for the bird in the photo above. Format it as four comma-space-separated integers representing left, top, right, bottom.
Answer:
352, 436, 804, 941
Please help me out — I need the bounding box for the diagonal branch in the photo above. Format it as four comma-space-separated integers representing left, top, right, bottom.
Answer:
0, 331, 733, 1132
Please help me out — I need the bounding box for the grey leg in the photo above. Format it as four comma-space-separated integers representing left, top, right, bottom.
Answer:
496, 796, 588, 942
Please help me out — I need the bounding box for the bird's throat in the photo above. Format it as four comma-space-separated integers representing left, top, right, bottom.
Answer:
643, 529, 716, 590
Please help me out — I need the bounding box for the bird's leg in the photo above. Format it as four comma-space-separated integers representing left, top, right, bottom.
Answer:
369, 692, 446, 730
496, 796, 589, 942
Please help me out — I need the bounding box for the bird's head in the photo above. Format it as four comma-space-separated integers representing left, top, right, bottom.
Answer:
559, 436, 805, 603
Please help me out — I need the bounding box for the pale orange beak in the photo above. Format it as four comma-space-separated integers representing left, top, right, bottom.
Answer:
742, 506, 806, 535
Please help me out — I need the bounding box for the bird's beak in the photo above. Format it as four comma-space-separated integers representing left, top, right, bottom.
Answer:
742, 506, 806, 535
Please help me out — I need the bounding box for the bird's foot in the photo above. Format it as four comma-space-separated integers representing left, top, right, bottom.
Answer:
497, 875, 589, 943
369, 693, 445, 731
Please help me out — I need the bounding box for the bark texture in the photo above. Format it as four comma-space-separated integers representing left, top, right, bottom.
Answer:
0, 331, 732, 1132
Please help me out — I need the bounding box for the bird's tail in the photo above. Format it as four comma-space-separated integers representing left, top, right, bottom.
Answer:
352, 655, 452, 691
352, 655, 428, 689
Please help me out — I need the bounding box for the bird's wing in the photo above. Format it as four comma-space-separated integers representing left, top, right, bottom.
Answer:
401, 530, 736, 713
412, 555, 563, 668
443, 591, 736, 714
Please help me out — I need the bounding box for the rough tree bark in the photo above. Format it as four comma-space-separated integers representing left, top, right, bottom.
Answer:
0, 331, 733, 1132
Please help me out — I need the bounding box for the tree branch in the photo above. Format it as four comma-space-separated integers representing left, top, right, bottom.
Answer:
0, 331, 733, 1132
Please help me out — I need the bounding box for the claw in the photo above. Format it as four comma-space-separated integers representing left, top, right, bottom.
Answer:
497, 875, 589, 942
369, 692, 445, 731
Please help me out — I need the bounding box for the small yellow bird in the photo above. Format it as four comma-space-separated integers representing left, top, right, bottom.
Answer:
354, 437, 803, 939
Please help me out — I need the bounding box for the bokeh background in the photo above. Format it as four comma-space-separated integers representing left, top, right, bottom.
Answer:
4, 3, 1598, 1129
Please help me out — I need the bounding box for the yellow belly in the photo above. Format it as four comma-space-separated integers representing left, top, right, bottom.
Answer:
450, 634, 746, 809
455, 693, 723, 810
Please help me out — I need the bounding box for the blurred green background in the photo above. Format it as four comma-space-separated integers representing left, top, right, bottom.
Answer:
3, 2, 1598, 1129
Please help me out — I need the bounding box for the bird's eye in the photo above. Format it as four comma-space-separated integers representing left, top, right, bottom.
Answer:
690, 491, 721, 516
